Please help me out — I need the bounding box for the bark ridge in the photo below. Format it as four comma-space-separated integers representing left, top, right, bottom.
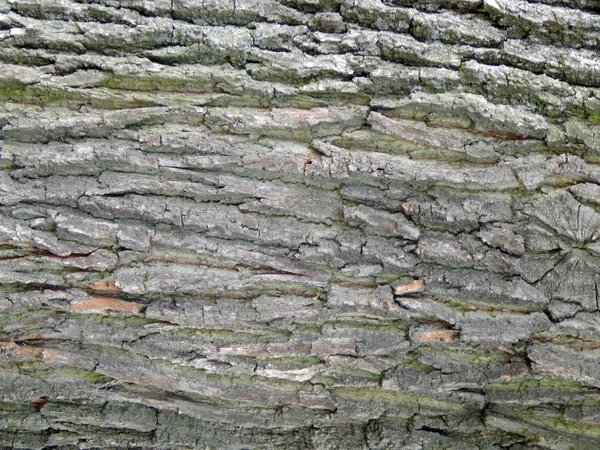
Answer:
1, 0, 600, 448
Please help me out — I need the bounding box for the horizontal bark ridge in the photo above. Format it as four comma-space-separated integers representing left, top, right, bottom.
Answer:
1, 0, 600, 448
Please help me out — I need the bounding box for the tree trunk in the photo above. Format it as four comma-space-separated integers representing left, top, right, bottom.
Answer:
1, 0, 600, 448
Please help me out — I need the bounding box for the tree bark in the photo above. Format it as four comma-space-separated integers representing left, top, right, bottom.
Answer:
1, 0, 600, 448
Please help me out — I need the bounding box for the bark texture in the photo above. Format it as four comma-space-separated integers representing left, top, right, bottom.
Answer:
1, 0, 600, 448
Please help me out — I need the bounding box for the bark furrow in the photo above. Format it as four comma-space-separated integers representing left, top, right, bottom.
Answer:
1, 0, 600, 449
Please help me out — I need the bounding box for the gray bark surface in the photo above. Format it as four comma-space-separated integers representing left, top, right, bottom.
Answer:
1, 0, 600, 448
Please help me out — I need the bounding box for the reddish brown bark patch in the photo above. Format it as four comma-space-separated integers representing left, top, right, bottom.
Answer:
402, 202, 417, 214
17, 332, 44, 341
418, 330, 457, 342
0, 341, 19, 353
71, 297, 144, 314
30, 397, 49, 410
394, 278, 426, 295
10, 345, 65, 362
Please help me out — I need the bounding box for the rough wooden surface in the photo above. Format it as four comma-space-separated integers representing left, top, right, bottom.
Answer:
1, 0, 600, 448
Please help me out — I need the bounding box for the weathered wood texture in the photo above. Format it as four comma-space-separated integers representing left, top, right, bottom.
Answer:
1, 0, 600, 448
